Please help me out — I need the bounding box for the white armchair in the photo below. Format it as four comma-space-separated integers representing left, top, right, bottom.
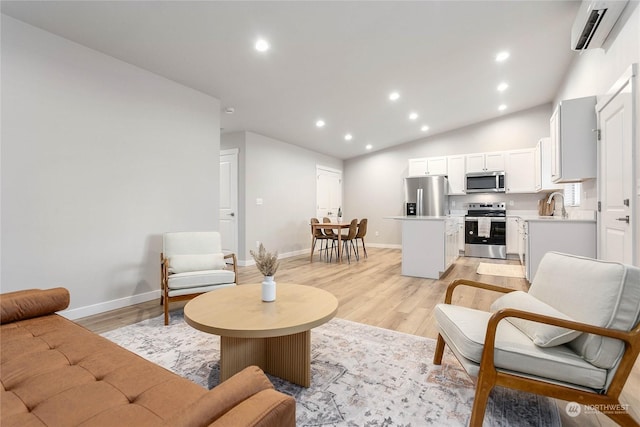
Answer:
161, 231, 237, 325
433, 251, 640, 426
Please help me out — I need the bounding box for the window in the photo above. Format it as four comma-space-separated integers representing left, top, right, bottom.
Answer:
563, 183, 581, 207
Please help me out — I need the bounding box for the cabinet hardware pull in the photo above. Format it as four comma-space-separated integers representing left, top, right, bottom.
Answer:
616, 216, 630, 223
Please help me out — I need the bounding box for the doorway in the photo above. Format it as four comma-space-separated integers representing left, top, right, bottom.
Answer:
316, 166, 342, 220
220, 149, 238, 255
597, 65, 636, 264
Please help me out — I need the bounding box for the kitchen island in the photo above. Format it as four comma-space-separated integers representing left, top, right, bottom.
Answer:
387, 216, 459, 279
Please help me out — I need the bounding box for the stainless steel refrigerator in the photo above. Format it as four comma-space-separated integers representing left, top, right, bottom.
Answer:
404, 176, 449, 216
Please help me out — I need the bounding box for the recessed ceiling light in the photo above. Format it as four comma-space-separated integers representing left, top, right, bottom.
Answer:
421, 125, 429, 132
344, 133, 353, 141
389, 92, 400, 101
495, 51, 510, 62
409, 112, 419, 120
497, 82, 509, 92
316, 119, 325, 128
224, 107, 235, 114
365, 144, 373, 150
498, 104, 507, 111
255, 38, 270, 52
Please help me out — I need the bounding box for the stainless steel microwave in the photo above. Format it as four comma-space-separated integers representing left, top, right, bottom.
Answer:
465, 171, 505, 193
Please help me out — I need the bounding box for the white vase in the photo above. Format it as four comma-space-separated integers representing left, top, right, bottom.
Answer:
262, 276, 276, 302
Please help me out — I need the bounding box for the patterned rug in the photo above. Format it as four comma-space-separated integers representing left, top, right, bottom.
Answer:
102, 311, 560, 426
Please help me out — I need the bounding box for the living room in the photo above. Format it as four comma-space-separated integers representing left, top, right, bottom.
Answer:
2, 1, 640, 426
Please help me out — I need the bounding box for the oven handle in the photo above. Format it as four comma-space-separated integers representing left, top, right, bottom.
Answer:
465, 217, 506, 222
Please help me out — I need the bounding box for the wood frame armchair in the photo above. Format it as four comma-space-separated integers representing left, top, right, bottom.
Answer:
160, 232, 238, 325
433, 253, 640, 427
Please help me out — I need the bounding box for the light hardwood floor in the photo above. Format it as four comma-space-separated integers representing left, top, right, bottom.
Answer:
77, 248, 639, 427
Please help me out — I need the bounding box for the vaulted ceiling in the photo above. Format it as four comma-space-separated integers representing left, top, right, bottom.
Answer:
1, 1, 581, 159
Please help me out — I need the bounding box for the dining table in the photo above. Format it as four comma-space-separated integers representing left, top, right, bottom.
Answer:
310, 221, 351, 263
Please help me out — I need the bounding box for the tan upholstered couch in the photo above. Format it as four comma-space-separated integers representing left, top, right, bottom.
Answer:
0, 288, 295, 427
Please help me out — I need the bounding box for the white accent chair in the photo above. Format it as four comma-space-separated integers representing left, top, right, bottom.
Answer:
433, 251, 640, 426
161, 231, 237, 325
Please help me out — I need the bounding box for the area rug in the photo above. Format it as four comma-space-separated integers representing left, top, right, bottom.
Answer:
477, 262, 526, 278
102, 312, 559, 426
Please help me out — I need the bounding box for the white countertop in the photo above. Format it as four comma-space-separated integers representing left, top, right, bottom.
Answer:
517, 216, 596, 223
508, 209, 596, 223
386, 215, 449, 221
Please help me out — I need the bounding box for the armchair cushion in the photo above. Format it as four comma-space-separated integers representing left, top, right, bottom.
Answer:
435, 303, 608, 389
168, 253, 226, 274
168, 270, 236, 290
490, 291, 582, 347
530, 252, 640, 369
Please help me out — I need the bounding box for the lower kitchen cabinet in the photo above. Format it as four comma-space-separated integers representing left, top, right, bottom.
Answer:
526, 220, 596, 282
506, 217, 520, 254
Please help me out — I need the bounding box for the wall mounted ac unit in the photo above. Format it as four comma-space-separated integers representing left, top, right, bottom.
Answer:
571, 0, 628, 51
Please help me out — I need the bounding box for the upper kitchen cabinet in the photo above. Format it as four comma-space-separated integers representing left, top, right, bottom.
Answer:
465, 152, 505, 173
550, 96, 597, 183
535, 137, 563, 192
446, 155, 466, 195
505, 148, 536, 193
408, 156, 447, 176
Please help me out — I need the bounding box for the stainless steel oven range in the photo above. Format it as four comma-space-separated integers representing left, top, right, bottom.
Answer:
465, 202, 507, 259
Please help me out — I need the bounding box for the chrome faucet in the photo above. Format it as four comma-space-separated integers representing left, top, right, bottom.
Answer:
547, 192, 568, 218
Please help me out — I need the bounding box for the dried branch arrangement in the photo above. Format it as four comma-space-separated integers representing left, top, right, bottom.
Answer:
250, 243, 280, 276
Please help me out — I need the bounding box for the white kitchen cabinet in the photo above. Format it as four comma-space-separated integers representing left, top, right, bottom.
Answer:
526, 220, 596, 282
505, 149, 536, 193
535, 137, 563, 192
457, 217, 465, 253
466, 152, 505, 173
408, 158, 427, 176
517, 218, 526, 267
398, 218, 447, 279
408, 157, 448, 176
444, 218, 459, 271
550, 96, 597, 183
446, 155, 465, 195
506, 217, 520, 254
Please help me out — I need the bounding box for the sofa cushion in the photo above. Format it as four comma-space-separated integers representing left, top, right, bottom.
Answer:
168, 270, 235, 289
435, 303, 607, 390
529, 252, 640, 369
1, 288, 70, 323
490, 291, 582, 347
168, 253, 226, 274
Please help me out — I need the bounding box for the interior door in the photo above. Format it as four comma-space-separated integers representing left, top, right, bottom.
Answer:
597, 69, 634, 264
219, 149, 238, 255
316, 166, 342, 220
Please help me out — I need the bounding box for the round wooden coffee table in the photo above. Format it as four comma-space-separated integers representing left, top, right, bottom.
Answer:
184, 283, 338, 387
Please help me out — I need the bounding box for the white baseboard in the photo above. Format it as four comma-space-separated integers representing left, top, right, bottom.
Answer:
367, 243, 402, 249
60, 289, 161, 320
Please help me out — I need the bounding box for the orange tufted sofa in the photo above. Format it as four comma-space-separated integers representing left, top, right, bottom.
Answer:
0, 288, 296, 427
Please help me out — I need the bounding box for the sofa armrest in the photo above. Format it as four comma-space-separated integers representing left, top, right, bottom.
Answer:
1, 287, 70, 324
210, 388, 295, 427
162, 366, 293, 427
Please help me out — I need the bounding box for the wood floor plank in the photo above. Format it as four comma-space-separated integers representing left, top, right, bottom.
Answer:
76, 248, 639, 427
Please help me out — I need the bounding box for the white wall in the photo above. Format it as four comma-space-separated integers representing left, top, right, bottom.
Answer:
1, 16, 221, 317
222, 131, 342, 262
344, 104, 552, 245
554, 2, 639, 265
